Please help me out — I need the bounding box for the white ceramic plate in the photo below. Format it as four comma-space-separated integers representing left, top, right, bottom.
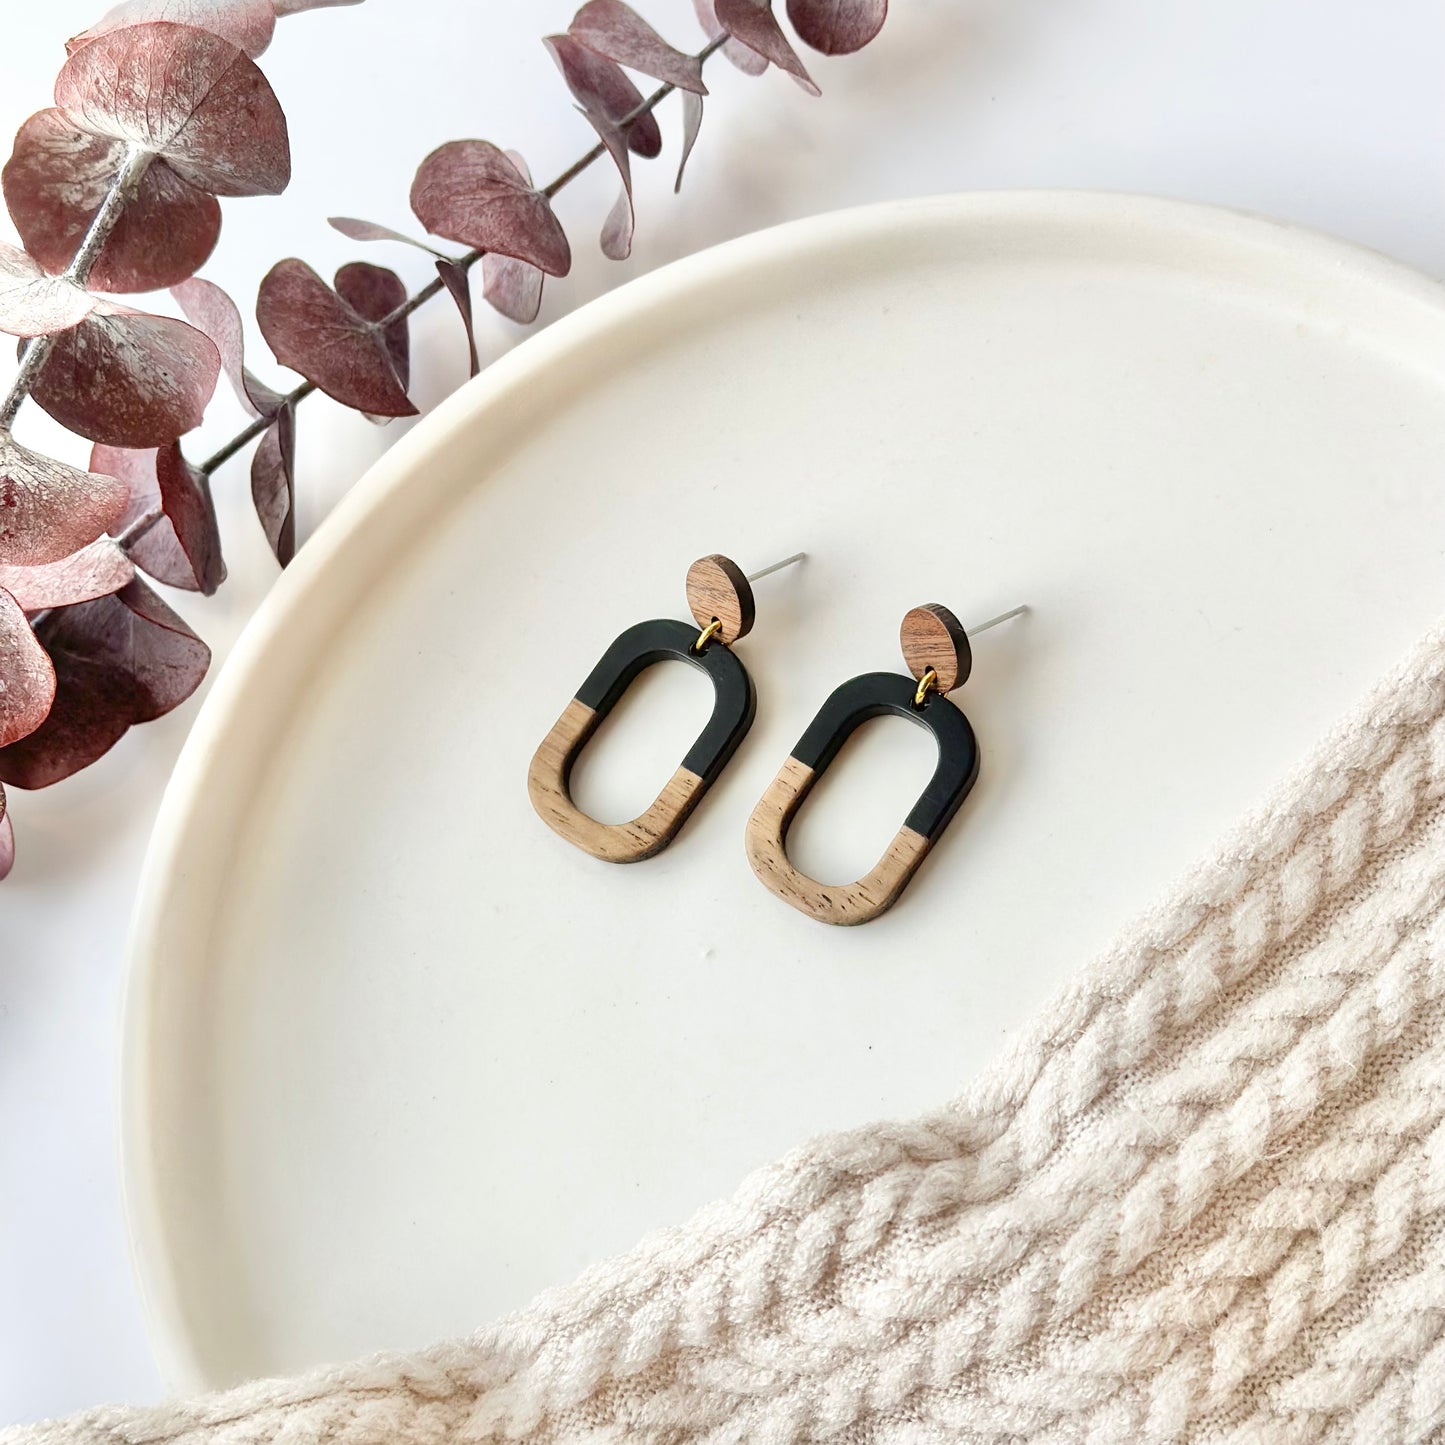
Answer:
124, 193, 1445, 1389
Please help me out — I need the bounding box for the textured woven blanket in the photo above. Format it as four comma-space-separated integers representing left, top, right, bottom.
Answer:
12, 626, 1445, 1444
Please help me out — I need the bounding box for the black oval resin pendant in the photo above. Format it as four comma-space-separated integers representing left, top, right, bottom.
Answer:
745, 670, 980, 924
529, 617, 756, 863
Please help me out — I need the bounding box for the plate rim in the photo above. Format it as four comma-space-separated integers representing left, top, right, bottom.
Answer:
120, 188, 1445, 1388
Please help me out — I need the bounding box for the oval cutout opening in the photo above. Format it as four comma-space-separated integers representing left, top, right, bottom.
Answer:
568, 659, 716, 824
785, 712, 939, 886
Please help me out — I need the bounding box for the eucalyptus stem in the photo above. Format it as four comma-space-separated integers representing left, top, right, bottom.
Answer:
0, 144, 153, 433
200, 379, 313, 474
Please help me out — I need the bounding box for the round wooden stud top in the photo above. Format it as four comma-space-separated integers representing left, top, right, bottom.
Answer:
686, 554, 755, 645
900, 603, 972, 693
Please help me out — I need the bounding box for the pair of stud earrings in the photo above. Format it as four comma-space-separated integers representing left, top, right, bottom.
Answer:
527, 553, 1024, 925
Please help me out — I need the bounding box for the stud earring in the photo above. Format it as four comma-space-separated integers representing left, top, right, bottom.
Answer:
529, 552, 805, 863
745, 602, 1027, 925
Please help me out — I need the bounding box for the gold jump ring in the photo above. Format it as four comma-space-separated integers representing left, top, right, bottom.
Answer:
694, 618, 724, 652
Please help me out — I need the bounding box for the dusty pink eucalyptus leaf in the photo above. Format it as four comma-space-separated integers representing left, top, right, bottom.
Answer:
94, 443, 196, 589
577, 110, 635, 261
0, 437, 127, 567
332, 263, 407, 382
256, 259, 415, 417
675, 90, 704, 192
481, 252, 543, 325
328, 217, 442, 256
410, 141, 571, 277
0, 243, 96, 338
333, 261, 409, 424
713, 0, 818, 91
68, 0, 277, 58
149, 441, 224, 592
0, 578, 209, 789
478, 152, 544, 326
55, 22, 291, 196
250, 401, 295, 565
507, 146, 533, 185
435, 259, 479, 376
0, 589, 56, 748
545, 34, 662, 159
170, 275, 282, 417
0, 538, 135, 610
91, 442, 221, 593
3, 109, 221, 294
0, 790, 13, 881
692, 0, 767, 74
785, 0, 885, 53
273, 0, 362, 12
96, 442, 161, 533
569, 0, 707, 93
30, 302, 221, 448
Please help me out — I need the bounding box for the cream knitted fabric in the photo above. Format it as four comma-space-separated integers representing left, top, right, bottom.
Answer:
13, 626, 1445, 1445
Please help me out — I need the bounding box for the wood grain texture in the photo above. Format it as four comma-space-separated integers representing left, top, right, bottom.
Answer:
745, 755, 933, 924
529, 697, 706, 862
685, 554, 755, 645
900, 603, 971, 694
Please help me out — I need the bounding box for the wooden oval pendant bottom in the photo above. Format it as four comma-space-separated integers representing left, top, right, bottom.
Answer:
746, 672, 979, 925
529, 617, 756, 863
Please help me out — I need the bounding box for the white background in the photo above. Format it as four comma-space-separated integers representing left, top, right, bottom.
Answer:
2, 0, 1444, 1424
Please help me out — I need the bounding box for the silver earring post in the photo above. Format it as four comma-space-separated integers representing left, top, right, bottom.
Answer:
740, 555, 1023, 633
966, 603, 1029, 636
745, 551, 807, 583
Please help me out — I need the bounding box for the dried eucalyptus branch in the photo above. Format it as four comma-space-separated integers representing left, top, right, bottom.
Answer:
212, 39, 723, 471
0, 146, 154, 431
0, 0, 890, 879
116, 43, 723, 555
